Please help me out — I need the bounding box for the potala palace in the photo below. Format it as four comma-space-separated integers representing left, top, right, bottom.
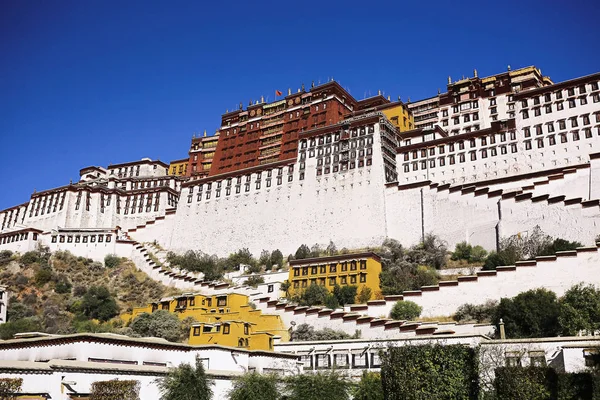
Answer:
1, 65, 600, 398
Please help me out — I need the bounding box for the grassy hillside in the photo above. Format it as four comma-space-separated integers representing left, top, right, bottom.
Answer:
0, 247, 180, 339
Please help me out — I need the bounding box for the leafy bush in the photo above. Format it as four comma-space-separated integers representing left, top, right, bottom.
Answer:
34, 266, 53, 286
357, 286, 373, 303
353, 371, 384, 400
104, 254, 121, 268
381, 344, 479, 399
157, 356, 213, 400
378, 238, 441, 295
81, 286, 119, 322
558, 283, 600, 336
452, 242, 488, 263
0, 317, 42, 340
333, 285, 357, 306
0, 377, 23, 398
293, 284, 330, 306
0, 250, 13, 266
90, 379, 140, 400
54, 274, 72, 294
451, 242, 472, 261
244, 275, 265, 288
129, 310, 182, 342
492, 288, 560, 338
285, 371, 350, 400
291, 323, 358, 341
389, 301, 422, 321
20, 251, 41, 265
453, 300, 498, 323
493, 367, 556, 399
228, 372, 279, 400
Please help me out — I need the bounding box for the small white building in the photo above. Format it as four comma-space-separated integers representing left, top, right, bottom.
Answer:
0, 332, 300, 399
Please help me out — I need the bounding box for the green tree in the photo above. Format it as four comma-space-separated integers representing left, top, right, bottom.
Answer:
493, 367, 555, 400
0, 318, 42, 340
244, 275, 265, 288
389, 301, 422, 321
357, 286, 373, 304
381, 344, 479, 400
469, 245, 488, 263
130, 311, 182, 342
280, 281, 291, 297
451, 242, 472, 261
353, 371, 384, 400
54, 273, 72, 294
0, 250, 13, 266
296, 284, 329, 306
558, 283, 600, 336
228, 372, 279, 400
492, 288, 560, 338
90, 380, 140, 400
225, 248, 257, 271
157, 356, 213, 400
259, 250, 272, 269
0, 377, 23, 400
453, 301, 498, 323
285, 371, 350, 400
20, 251, 41, 265
291, 323, 353, 341
104, 254, 121, 268
270, 249, 284, 268
325, 240, 338, 256
333, 285, 357, 306
294, 244, 311, 260
81, 286, 119, 322
34, 266, 53, 286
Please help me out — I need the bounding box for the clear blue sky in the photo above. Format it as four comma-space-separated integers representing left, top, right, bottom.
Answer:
1, 0, 598, 210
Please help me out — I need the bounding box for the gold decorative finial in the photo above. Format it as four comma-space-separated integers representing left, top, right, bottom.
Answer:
260, 95, 264, 103
448, 76, 452, 84
474, 69, 478, 78
288, 88, 291, 96
203, 130, 207, 137
378, 89, 381, 96
387, 95, 390, 101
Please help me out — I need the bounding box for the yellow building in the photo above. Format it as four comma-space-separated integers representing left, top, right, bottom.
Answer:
121, 292, 288, 351
168, 158, 189, 176
287, 252, 382, 301
381, 102, 415, 132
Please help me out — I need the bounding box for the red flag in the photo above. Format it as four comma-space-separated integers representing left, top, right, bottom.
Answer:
275, 90, 282, 96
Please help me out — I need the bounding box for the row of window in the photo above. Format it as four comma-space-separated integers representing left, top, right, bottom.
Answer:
315, 158, 373, 176
29, 192, 67, 217
521, 95, 599, 119
292, 273, 367, 288
0, 231, 38, 245
293, 261, 368, 276
299, 126, 375, 149
404, 131, 517, 160
51, 234, 112, 244
520, 82, 599, 107
191, 323, 250, 337
300, 352, 381, 369
524, 114, 597, 136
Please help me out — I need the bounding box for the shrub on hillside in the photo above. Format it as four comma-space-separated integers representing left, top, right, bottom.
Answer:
453, 300, 498, 323
357, 286, 373, 303
104, 254, 121, 268
333, 284, 358, 306
244, 275, 264, 288
81, 286, 119, 322
389, 301, 422, 321
0, 250, 13, 266
54, 274, 72, 294
20, 251, 41, 265
291, 323, 359, 342
294, 283, 330, 307
0, 317, 42, 340
129, 310, 182, 342
34, 266, 53, 286
492, 288, 560, 339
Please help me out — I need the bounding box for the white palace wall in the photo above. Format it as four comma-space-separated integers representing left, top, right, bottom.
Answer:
168, 125, 390, 257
